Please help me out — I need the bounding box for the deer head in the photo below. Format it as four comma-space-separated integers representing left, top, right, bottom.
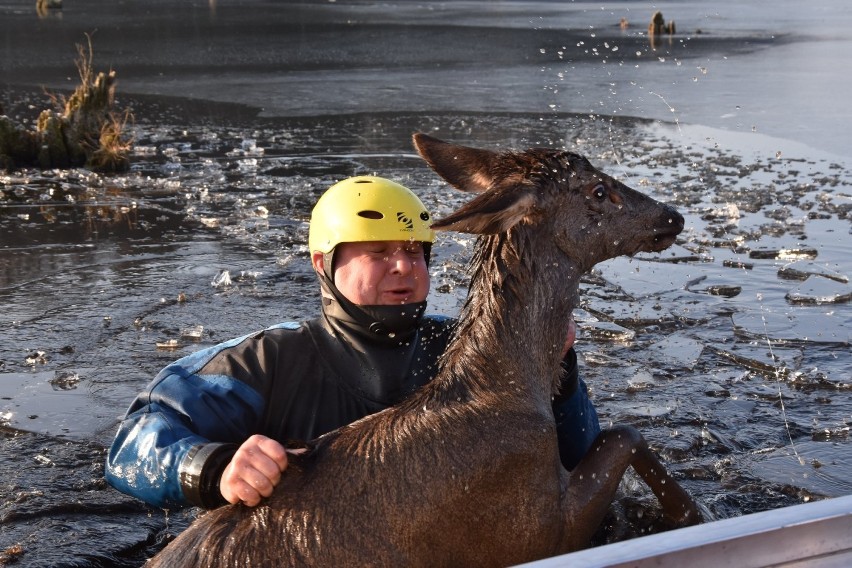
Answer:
413, 133, 684, 273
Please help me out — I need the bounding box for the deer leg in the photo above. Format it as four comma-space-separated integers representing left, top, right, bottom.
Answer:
563, 425, 701, 549
562, 426, 645, 548
623, 425, 703, 526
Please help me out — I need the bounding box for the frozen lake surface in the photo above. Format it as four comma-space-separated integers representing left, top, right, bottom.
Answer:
3, 0, 850, 157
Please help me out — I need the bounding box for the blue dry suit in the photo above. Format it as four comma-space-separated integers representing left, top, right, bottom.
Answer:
105, 309, 600, 510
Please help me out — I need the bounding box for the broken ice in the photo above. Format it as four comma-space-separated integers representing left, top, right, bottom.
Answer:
211, 270, 232, 288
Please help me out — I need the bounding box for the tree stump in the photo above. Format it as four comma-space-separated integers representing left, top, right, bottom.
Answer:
648, 11, 676, 36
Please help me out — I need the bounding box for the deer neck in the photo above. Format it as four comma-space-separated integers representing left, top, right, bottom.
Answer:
441, 230, 582, 407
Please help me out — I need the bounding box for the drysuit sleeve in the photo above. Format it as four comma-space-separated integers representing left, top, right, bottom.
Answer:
105, 338, 267, 510
552, 348, 601, 471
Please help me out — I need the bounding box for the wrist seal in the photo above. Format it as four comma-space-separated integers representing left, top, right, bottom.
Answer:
556, 348, 580, 401
178, 442, 237, 509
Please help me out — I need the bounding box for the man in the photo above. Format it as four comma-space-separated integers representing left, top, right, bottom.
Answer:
105, 175, 600, 509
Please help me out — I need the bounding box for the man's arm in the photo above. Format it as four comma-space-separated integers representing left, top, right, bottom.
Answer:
552, 315, 601, 470
105, 349, 268, 509
552, 348, 601, 470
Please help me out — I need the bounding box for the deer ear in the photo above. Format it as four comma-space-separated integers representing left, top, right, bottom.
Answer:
413, 132, 498, 193
414, 133, 539, 234
431, 188, 537, 235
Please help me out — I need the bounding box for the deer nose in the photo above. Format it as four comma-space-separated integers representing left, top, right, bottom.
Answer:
664, 205, 685, 234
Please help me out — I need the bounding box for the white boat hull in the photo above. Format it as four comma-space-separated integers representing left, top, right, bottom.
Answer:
519, 494, 852, 568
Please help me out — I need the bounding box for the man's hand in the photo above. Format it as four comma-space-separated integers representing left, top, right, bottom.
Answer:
220, 434, 289, 506
561, 313, 577, 358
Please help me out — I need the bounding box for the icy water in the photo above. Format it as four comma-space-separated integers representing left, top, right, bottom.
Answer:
1, 1, 851, 566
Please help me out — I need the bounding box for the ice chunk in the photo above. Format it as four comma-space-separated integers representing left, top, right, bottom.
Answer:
580, 321, 636, 342
685, 274, 742, 297
646, 334, 705, 370
750, 440, 852, 498
180, 325, 204, 340
626, 368, 657, 391
778, 261, 848, 283
616, 401, 678, 419
49, 371, 81, 391
785, 278, 852, 305
583, 295, 675, 326
749, 246, 818, 260
733, 311, 848, 345
710, 342, 802, 378
211, 270, 232, 288
722, 259, 754, 270
594, 256, 695, 297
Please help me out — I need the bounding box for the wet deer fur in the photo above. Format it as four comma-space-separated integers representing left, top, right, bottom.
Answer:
149, 133, 701, 567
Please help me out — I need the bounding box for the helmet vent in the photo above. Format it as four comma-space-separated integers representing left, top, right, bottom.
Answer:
357, 210, 384, 220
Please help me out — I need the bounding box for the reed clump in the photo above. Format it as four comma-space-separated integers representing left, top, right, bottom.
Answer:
0, 36, 133, 172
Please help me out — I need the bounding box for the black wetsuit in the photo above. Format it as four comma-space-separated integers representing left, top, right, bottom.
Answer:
106, 300, 598, 509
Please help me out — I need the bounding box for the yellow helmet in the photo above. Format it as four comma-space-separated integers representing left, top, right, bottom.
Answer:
309, 176, 435, 254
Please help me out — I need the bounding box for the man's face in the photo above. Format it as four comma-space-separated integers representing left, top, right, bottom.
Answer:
314, 240, 430, 305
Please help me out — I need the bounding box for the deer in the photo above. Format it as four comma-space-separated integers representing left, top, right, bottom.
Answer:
147, 133, 701, 567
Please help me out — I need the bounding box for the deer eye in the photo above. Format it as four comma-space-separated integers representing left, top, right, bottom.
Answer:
592, 184, 607, 200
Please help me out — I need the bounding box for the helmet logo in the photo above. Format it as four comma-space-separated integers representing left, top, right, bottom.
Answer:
396, 212, 414, 231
